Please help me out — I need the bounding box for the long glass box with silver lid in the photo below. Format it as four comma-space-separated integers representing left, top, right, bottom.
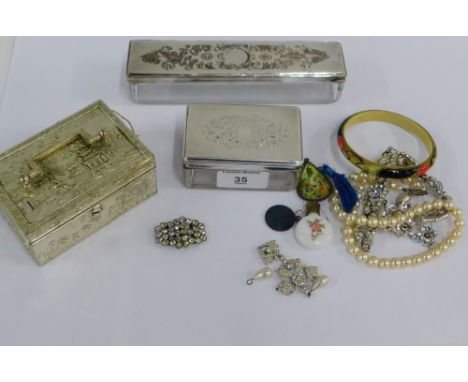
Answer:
183, 104, 303, 190
127, 40, 346, 104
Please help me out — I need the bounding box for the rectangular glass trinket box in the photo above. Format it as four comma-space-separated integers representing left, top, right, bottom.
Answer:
127, 40, 346, 104
183, 104, 303, 190
0, 100, 157, 265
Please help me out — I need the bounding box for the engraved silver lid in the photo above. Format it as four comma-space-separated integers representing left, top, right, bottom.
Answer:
183, 104, 303, 170
127, 40, 346, 83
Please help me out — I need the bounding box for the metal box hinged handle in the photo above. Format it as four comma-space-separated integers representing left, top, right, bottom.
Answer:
19, 128, 107, 186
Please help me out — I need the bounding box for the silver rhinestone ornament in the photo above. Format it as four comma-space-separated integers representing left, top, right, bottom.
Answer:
249, 240, 328, 298
362, 181, 388, 216
378, 146, 415, 167
154, 217, 207, 248
355, 226, 376, 252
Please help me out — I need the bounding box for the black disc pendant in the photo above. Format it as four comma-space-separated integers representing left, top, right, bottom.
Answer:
265, 205, 298, 232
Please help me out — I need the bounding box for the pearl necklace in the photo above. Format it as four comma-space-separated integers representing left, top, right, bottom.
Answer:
329, 172, 464, 268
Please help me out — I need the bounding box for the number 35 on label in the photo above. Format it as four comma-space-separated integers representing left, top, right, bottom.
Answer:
217, 171, 269, 189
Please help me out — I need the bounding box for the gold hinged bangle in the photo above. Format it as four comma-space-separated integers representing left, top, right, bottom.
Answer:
337, 110, 437, 178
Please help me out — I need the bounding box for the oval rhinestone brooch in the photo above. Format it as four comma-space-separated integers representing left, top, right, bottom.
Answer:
154, 217, 207, 249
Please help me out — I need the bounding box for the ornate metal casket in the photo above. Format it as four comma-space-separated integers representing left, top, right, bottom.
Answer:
0, 101, 157, 265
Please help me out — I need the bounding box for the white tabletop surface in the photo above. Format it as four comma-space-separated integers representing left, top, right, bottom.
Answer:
0, 37, 467, 345
0, 37, 14, 107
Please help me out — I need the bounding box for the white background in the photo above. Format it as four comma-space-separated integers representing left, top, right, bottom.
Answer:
0, 37, 14, 105
0, 37, 467, 345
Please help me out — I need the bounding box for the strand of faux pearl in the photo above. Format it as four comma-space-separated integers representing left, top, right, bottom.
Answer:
329, 172, 464, 268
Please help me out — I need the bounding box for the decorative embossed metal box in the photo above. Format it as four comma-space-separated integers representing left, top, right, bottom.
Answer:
0, 100, 157, 265
183, 104, 303, 190
127, 40, 346, 104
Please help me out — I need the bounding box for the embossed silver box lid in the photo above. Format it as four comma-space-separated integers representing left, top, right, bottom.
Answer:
183, 104, 303, 170
127, 40, 346, 104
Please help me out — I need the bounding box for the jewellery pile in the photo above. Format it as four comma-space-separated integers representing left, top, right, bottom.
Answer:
263, 159, 354, 251
247, 240, 328, 297
330, 148, 464, 268
154, 217, 207, 248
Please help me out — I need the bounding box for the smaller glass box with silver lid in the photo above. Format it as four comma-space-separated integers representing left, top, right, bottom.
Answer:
127, 40, 346, 104
183, 104, 303, 190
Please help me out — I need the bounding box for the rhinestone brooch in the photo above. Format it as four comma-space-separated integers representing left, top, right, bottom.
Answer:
154, 217, 207, 249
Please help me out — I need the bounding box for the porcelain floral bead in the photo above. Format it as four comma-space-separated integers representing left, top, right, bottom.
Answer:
294, 213, 333, 250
